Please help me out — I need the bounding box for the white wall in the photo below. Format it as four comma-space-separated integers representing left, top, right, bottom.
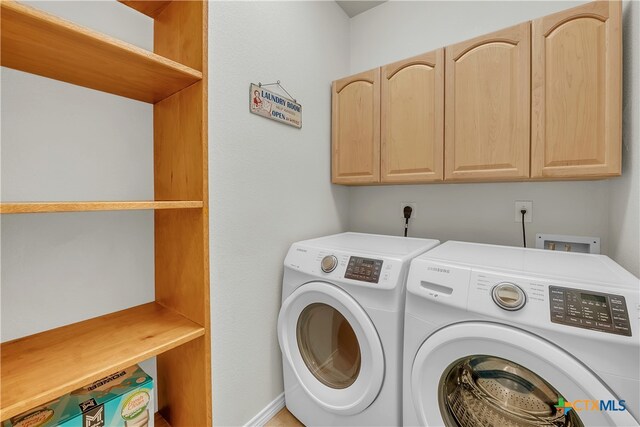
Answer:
0, 0, 157, 382
349, 1, 585, 74
209, 2, 350, 425
609, 1, 640, 277
347, 1, 639, 269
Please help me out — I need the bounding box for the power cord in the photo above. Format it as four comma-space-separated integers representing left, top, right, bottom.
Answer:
521, 209, 527, 248
404, 206, 413, 237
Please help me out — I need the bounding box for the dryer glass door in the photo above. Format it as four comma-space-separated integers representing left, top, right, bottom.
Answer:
411, 322, 637, 427
297, 302, 361, 389
278, 281, 385, 415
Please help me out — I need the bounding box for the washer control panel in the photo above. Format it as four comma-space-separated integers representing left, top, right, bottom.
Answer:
549, 286, 631, 336
345, 256, 383, 283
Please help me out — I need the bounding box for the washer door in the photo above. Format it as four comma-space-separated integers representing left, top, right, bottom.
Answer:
411, 322, 638, 427
278, 282, 384, 415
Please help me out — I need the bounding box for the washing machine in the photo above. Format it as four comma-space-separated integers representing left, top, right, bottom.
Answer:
278, 232, 440, 426
403, 241, 640, 427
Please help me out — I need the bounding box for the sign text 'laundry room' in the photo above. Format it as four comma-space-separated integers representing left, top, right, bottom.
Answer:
249, 83, 302, 129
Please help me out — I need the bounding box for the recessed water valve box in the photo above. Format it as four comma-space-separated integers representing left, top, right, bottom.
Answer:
535, 233, 600, 254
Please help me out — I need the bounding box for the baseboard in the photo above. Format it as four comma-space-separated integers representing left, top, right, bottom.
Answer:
245, 392, 286, 427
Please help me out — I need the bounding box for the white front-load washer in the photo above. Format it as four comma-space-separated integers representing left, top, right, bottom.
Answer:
403, 241, 640, 427
278, 232, 440, 426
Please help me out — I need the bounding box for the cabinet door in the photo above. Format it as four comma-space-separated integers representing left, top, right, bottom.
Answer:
531, 1, 621, 178
381, 50, 444, 183
331, 68, 380, 184
445, 23, 530, 181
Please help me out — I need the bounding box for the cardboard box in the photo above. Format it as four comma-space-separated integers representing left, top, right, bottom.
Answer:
3, 365, 154, 427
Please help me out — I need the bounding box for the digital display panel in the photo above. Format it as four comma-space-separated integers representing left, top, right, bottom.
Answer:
344, 257, 383, 283
581, 293, 606, 303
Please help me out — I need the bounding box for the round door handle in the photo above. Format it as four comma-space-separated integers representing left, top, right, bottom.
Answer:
321, 255, 338, 273
492, 282, 526, 311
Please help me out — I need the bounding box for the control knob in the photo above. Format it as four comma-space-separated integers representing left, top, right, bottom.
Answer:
492, 282, 526, 311
321, 255, 338, 273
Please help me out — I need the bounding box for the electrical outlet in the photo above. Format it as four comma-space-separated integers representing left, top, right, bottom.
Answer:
400, 202, 417, 219
514, 201, 533, 223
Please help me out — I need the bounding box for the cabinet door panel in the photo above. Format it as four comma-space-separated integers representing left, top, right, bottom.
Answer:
445, 23, 530, 181
532, 1, 621, 178
381, 50, 444, 183
331, 68, 380, 184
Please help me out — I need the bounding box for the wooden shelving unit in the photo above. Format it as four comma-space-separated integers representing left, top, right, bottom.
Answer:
0, 1, 211, 426
0, 200, 203, 214
0, 201, 203, 214
1, 303, 204, 420
118, 0, 172, 18
0, 0, 201, 103
155, 412, 172, 427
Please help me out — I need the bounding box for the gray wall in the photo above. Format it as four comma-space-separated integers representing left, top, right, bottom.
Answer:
347, 1, 639, 276
209, 2, 351, 425
609, 1, 640, 276
0, 0, 157, 383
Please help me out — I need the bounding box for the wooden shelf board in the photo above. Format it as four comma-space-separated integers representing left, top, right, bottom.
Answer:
0, 0, 202, 103
155, 412, 171, 427
0, 302, 204, 421
0, 201, 203, 214
118, 0, 172, 18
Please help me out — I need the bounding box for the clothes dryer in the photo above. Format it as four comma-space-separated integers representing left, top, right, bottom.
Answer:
279, 232, 440, 426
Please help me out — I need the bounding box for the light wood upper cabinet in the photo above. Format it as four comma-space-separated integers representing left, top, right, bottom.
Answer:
445, 22, 531, 181
332, 68, 380, 184
531, 1, 621, 178
330, 1, 622, 186
381, 50, 444, 183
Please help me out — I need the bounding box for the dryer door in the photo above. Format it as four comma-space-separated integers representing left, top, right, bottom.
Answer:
411, 322, 638, 427
278, 281, 384, 415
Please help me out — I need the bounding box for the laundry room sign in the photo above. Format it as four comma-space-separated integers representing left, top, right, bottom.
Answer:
249, 83, 302, 128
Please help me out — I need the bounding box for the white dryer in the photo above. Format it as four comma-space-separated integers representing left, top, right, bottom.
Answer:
403, 241, 640, 427
278, 232, 439, 426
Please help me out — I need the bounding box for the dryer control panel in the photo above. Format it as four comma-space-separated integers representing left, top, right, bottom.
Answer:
344, 257, 383, 283
549, 286, 631, 336
283, 246, 402, 290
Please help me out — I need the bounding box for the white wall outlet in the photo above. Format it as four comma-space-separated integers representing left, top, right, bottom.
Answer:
401, 202, 417, 219
515, 201, 533, 223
